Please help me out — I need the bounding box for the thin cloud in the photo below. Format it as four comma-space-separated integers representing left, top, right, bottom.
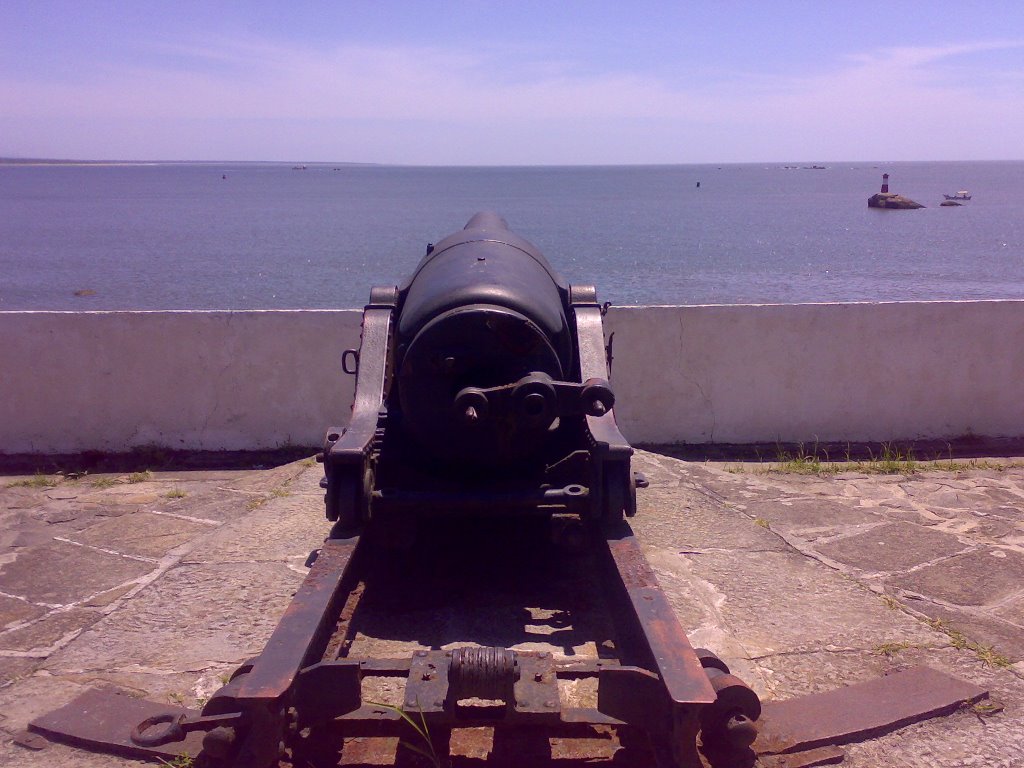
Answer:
2, 35, 1022, 162
843, 39, 1024, 68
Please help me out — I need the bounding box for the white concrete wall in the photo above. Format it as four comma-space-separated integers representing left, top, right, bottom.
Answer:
607, 301, 1024, 444
2, 302, 1022, 453
0, 311, 361, 453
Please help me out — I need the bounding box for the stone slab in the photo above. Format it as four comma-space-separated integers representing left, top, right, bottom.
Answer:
0, 540, 153, 605
0, 595, 46, 630
2, 455, 1024, 768
0, 609, 98, 653
891, 547, 1024, 606
182, 491, 324, 565
633, 488, 791, 553
70, 511, 209, 559
742, 498, 884, 533
679, 549, 940, 661
993, 594, 1024, 626
28, 501, 111, 529
816, 521, 969, 573
901, 601, 1024, 663
843, 721, 1015, 768
47, 561, 304, 673
0, 658, 39, 689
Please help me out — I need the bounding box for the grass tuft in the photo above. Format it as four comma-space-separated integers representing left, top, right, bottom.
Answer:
7, 471, 59, 488
368, 700, 443, 768
126, 470, 153, 484
754, 441, 977, 476
927, 618, 1011, 667
874, 640, 914, 657
971, 701, 1004, 716
974, 645, 1012, 669
165, 488, 187, 499
773, 441, 827, 474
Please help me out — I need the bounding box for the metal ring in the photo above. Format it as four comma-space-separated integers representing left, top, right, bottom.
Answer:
130, 713, 186, 746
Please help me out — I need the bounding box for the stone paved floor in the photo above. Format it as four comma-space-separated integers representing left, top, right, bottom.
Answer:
0, 450, 1022, 767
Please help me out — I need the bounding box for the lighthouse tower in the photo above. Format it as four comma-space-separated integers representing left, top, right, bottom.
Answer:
868, 173, 923, 208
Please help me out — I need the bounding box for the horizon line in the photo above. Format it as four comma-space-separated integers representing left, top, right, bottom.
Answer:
3, 156, 1023, 168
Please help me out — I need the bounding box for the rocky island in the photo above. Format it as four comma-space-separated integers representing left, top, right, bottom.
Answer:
868, 173, 924, 209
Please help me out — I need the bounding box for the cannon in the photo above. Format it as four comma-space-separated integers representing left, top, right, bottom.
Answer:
49, 215, 762, 768
28, 215, 995, 768
322, 211, 638, 534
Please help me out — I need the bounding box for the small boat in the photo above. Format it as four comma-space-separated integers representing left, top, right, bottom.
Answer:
943, 190, 971, 200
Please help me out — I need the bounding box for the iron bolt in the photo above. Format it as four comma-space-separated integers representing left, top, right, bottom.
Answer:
544, 700, 557, 708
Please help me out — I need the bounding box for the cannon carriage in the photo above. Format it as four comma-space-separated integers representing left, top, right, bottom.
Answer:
28, 214, 995, 768
180, 213, 760, 766
61, 214, 763, 767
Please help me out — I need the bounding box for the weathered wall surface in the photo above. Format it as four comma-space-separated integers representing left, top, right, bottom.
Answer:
607, 301, 1024, 444
2, 302, 1022, 453
0, 311, 361, 453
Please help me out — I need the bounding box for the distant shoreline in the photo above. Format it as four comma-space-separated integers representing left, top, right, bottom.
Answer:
3, 157, 1021, 169
0, 158, 380, 167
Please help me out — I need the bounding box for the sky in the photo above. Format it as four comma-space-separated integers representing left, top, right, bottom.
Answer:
2, 1, 1023, 165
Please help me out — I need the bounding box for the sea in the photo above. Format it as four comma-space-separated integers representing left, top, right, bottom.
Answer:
1, 161, 1022, 310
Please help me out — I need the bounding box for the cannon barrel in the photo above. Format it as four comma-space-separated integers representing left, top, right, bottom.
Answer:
322, 213, 635, 528
395, 213, 575, 466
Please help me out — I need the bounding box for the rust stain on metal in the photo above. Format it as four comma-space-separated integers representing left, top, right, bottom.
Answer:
605, 529, 717, 707
234, 537, 359, 701
606, 535, 658, 589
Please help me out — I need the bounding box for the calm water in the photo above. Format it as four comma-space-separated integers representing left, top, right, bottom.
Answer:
2, 161, 1023, 309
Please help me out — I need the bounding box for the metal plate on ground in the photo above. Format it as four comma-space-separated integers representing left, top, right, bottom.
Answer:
29, 687, 204, 760
754, 665, 988, 755
760, 745, 846, 768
